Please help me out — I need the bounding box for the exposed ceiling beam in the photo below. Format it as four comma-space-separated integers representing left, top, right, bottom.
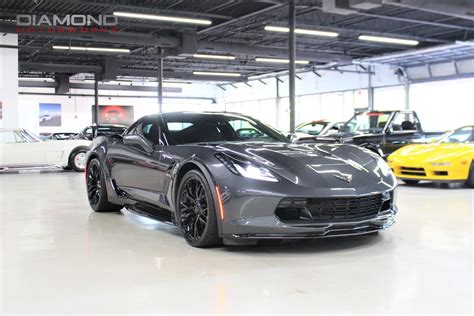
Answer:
46, 0, 233, 20
19, 62, 244, 82
0, 21, 180, 47
198, 41, 352, 63
19, 80, 183, 93
385, 0, 474, 21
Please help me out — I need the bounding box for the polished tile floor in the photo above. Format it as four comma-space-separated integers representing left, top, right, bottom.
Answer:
1, 172, 472, 314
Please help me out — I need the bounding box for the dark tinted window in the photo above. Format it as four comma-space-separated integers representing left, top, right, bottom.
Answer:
162, 113, 288, 145
138, 117, 160, 145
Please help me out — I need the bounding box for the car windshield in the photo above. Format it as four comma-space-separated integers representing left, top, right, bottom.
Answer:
438, 126, 474, 144
22, 129, 41, 142
343, 112, 391, 134
296, 122, 328, 135
163, 113, 289, 145
97, 126, 127, 135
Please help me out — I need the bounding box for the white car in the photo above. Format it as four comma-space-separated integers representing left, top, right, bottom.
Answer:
0, 128, 91, 172
39, 115, 52, 123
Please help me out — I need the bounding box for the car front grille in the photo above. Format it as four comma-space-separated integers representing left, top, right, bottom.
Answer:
276, 194, 388, 223
400, 166, 426, 176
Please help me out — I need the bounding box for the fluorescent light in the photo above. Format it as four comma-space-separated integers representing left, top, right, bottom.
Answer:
255, 57, 310, 65
52, 45, 130, 54
193, 54, 236, 60
193, 71, 241, 77
114, 11, 211, 25
264, 25, 338, 37
359, 35, 419, 46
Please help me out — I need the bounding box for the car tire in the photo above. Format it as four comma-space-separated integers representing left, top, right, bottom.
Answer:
402, 179, 419, 185
69, 147, 88, 172
86, 158, 122, 213
465, 162, 474, 188
176, 170, 221, 248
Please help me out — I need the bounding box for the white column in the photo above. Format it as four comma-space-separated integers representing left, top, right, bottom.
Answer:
0, 34, 19, 128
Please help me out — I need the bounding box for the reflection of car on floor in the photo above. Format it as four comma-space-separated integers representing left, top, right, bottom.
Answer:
75, 124, 127, 141
39, 114, 52, 123
85, 112, 398, 248
388, 126, 474, 188
0, 128, 91, 172
288, 120, 344, 142
306, 110, 444, 157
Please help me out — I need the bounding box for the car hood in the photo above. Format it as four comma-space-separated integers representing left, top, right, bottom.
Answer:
213, 142, 394, 190
390, 143, 474, 162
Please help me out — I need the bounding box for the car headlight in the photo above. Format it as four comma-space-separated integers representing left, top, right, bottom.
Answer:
377, 157, 392, 177
215, 153, 278, 182
431, 162, 451, 166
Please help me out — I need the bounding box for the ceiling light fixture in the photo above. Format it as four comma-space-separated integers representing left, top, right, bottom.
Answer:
193, 54, 236, 60
255, 57, 310, 65
358, 35, 419, 46
193, 71, 241, 77
113, 11, 212, 25
264, 25, 338, 37
52, 45, 130, 54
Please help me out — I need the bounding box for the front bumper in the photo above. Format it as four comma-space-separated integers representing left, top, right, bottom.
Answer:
222, 207, 397, 241
389, 163, 469, 181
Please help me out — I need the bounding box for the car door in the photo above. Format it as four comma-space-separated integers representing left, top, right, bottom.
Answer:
109, 117, 175, 209
0, 130, 45, 167
383, 112, 424, 154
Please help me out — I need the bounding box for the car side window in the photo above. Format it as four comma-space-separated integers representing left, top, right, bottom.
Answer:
138, 117, 160, 145
389, 113, 420, 132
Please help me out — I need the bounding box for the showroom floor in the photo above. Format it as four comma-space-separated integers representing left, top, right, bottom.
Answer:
1, 171, 472, 314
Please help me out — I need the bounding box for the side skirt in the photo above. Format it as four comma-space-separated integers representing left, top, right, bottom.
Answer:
125, 202, 177, 226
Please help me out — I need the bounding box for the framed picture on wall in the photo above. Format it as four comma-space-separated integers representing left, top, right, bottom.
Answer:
92, 105, 134, 126
0, 101, 3, 119
39, 103, 61, 126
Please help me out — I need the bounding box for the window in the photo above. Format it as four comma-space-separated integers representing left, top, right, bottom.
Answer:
389, 112, 420, 132
439, 127, 473, 144
139, 117, 160, 145
344, 111, 391, 134
163, 113, 288, 145
296, 122, 327, 135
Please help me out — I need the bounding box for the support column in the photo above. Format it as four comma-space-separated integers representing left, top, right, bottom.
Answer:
368, 66, 374, 110
157, 48, 163, 113
404, 82, 410, 110
276, 77, 282, 129
0, 34, 19, 128
288, 0, 296, 133
93, 73, 99, 124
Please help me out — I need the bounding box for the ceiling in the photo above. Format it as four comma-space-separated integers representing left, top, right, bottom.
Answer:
1, 0, 473, 82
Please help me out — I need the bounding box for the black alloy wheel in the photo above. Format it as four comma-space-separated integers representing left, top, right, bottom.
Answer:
86, 158, 122, 212
177, 170, 220, 247
466, 162, 474, 188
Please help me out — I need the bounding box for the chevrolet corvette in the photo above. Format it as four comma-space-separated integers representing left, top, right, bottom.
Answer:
85, 112, 398, 247
388, 125, 474, 187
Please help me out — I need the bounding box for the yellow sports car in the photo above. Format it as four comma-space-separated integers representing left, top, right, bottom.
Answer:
388, 126, 474, 188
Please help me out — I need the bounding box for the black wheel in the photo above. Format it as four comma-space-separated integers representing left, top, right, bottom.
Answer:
402, 179, 419, 185
86, 158, 122, 212
69, 147, 87, 172
465, 162, 474, 188
177, 170, 220, 248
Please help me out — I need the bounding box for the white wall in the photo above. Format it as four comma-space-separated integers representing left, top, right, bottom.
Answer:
409, 78, 474, 131
217, 64, 401, 130
17, 82, 219, 135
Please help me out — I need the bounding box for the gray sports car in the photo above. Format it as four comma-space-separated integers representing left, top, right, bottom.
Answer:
85, 112, 398, 247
